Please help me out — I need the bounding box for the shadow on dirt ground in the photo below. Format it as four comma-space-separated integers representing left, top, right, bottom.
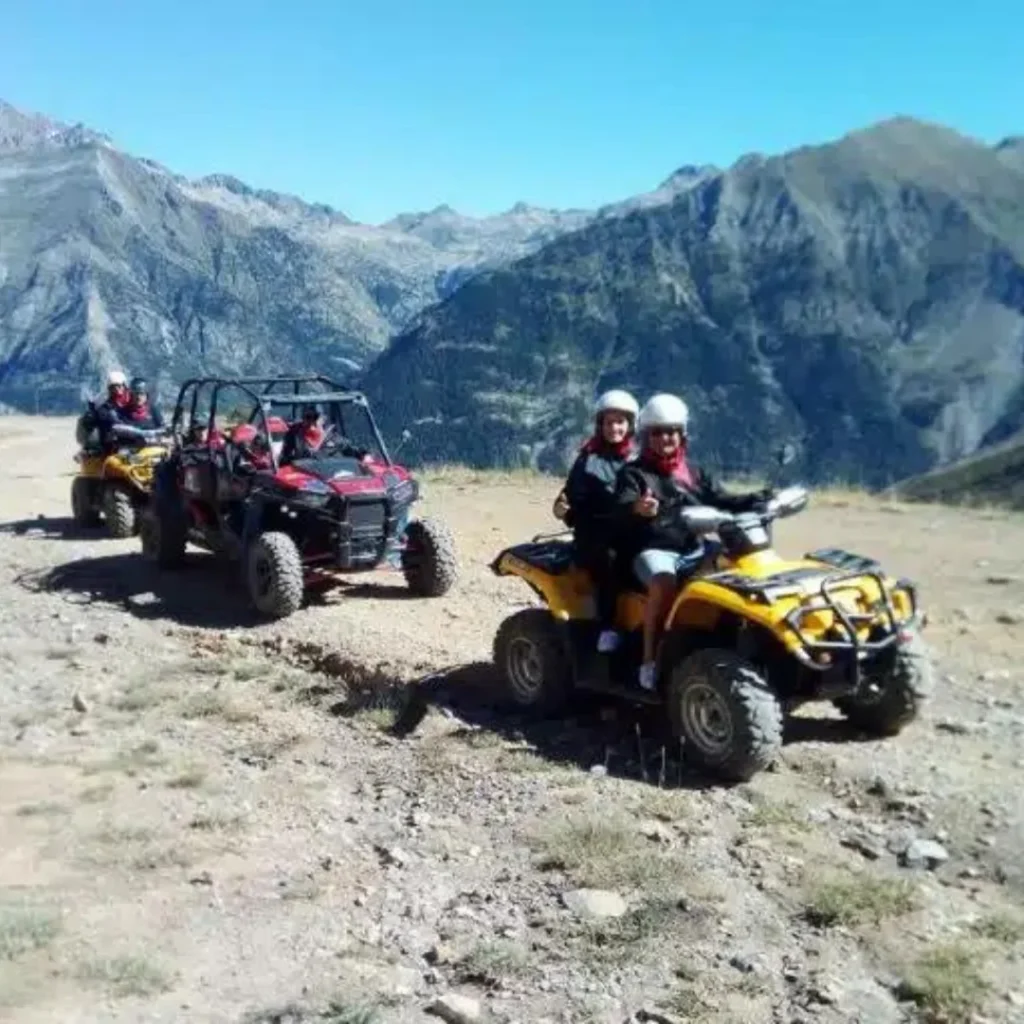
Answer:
348, 660, 878, 790
0, 515, 102, 541
18, 551, 421, 628
15, 552, 263, 629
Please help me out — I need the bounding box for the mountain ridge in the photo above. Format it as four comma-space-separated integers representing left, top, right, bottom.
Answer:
0, 98, 601, 411
362, 117, 1024, 486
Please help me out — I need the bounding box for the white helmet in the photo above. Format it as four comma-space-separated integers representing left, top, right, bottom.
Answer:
106, 369, 127, 387
638, 393, 690, 434
594, 389, 639, 419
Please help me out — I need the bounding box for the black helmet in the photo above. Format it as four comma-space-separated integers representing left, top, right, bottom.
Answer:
130, 376, 148, 395
302, 404, 318, 422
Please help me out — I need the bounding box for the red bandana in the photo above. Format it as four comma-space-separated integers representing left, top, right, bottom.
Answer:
642, 440, 694, 487
580, 435, 634, 459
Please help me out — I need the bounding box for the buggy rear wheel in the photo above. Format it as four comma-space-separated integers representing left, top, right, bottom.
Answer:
401, 517, 458, 597
102, 485, 136, 539
833, 631, 934, 735
667, 647, 783, 783
70, 477, 101, 527
246, 531, 304, 619
493, 608, 571, 715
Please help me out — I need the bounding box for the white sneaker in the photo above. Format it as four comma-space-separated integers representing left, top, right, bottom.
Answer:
596, 630, 621, 654
638, 662, 657, 691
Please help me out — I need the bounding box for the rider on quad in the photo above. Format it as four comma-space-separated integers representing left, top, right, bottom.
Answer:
280, 404, 327, 464
553, 389, 639, 655
120, 377, 164, 430
615, 393, 771, 691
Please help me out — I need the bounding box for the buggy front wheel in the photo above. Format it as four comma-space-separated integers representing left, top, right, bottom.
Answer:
401, 517, 458, 597
246, 532, 304, 619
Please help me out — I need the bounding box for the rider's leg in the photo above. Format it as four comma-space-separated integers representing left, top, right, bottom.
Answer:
633, 548, 683, 690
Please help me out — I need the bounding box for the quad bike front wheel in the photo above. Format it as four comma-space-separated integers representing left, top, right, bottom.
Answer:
493, 608, 572, 715
70, 477, 101, 527
246, 531, 304, 619
102, 485, 136, 539
401, 517, 458, 597
833, 631, 934, 735
668, 647, 783, 783
139, 506, 187, 569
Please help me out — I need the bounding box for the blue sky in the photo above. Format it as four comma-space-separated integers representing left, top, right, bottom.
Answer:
2, 0, 1021, 224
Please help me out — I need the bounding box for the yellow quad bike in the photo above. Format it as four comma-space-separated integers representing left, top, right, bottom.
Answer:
490, 484, 933, 783
71, 421, 170, 539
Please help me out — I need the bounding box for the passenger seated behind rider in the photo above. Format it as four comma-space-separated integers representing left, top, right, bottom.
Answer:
280, 405, 327, 464
553, 389, 639, 655
119, 377, 164, 430
616, 393, 770, 692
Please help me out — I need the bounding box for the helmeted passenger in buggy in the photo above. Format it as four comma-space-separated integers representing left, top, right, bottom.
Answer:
552, 389, 640, 656
615, 393, 772, 691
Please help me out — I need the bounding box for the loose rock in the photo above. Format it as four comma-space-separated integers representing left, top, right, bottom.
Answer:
562, 888, 627, 920
428, 993, 482, 1024
899, 838, 950, 869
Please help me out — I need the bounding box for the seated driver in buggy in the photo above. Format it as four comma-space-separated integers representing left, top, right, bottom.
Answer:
553, 389, 639, 656
616, 393, 772, 691
280, 404, 328, 464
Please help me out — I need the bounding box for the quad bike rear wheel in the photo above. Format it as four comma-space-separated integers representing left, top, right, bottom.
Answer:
246, 531, 304, 619
139, 506, 187, 569
833, 632, 934, 735
667, 647, 783, 783
402, 517, 458, 597
493, 608, 571, 715
70, 477, 101, 527
102, 485, 136, 539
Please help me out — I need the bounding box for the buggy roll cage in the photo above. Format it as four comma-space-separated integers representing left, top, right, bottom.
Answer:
169, 374, 393, 474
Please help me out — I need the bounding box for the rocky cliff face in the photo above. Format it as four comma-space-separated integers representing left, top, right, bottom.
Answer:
0, 100, 590, 411
363, 119, 1024, 486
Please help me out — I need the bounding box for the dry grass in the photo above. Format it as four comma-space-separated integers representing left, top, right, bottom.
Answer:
803, 871, 917, 928
968, 911, 1024, 945
110, 683, 173, 713
187, 809, 245, 832
453, 940, 534, 985
76, 953, 173, 997
14, 800, 67, 818
897, 942, 991, 1023
0, 905, 62, 961
743, 799, 809, 831
165, 765, 208, 789
83, 739, 165, 777
528, 811, 684, 891
178, 690, 260, 723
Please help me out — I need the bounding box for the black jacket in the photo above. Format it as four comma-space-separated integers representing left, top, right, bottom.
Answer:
615, 458, 766, 558
563, 443, 634, 542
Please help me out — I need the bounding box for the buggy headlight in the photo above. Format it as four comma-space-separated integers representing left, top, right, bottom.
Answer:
291, 479, 332, 507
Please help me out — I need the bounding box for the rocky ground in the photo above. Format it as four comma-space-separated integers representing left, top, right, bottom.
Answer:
1, 416, 1023, 1024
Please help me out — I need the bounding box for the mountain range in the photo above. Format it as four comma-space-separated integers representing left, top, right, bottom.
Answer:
365, 119, 1024, 485
2, 99, 1023, 485
0, 99, 596, 411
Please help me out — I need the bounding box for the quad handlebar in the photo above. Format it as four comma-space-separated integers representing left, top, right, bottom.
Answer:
109, 423, 169, 445
678, 485, 810, 534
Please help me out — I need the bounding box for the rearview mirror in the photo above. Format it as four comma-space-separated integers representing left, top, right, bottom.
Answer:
776, 442, 798, 467
769, 485, 809, 517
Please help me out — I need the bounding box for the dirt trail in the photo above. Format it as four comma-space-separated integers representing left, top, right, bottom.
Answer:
1, 415, 1023, 1024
